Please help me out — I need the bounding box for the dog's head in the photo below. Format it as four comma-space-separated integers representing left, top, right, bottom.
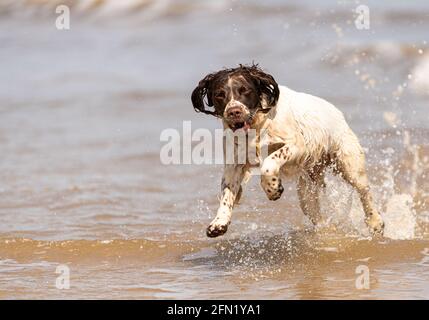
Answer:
191, 64, 279, 131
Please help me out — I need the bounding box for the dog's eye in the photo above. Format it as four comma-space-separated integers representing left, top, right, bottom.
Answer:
238, 86, 251, 95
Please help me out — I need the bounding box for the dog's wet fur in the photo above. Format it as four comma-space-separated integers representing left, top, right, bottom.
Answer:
191, 64, 385, 238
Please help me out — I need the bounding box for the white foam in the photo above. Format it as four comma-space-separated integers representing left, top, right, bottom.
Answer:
320, 171, 417, 240
382, 194, 416, 240
410, 53, 429, 95
320, 175, 370, 236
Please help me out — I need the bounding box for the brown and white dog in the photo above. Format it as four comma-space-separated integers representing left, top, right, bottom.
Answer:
191, 64, 384, 238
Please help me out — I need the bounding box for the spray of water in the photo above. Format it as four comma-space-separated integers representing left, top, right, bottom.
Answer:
318, 112, 427, 240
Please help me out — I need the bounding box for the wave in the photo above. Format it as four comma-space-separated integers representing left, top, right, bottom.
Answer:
323, 42, 422, 66
0, 235, 417, 278
0, 238, 195, 263
0, 0, 229, 20
2, 0, 429, 21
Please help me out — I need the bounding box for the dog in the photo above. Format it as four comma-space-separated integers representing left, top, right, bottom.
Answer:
191, 64, 384, 238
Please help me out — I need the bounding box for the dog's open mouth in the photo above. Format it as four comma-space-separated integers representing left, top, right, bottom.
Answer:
230, 120, 251, 132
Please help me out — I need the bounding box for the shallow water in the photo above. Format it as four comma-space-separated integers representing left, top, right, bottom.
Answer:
0, 0, 428, 299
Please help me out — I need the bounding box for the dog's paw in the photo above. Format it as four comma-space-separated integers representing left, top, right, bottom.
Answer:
366, 213, 384, 236
266, 184, 284, 201
261, 176, 284, 201
206, 221, 229, 238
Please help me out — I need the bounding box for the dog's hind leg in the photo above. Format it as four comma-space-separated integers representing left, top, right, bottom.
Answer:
297, 171, 324, 226
335, 138, 384, 235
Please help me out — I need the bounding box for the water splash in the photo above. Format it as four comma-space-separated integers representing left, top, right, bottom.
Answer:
383, 193, 416, 239
318, 111, 428, 240
410, 52, 429, 95
319, 174, 417, 240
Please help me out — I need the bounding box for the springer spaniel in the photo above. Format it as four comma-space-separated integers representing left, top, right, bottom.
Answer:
191, 64, 384, 238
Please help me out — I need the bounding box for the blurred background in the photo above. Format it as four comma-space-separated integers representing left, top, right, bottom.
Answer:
0, 0, 428, 299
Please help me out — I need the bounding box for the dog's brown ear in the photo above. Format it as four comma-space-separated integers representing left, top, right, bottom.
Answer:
247, 65, 279, 110
191, 73, 217, 116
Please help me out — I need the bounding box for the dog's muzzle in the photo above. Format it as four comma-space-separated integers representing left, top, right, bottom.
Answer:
224, 102, 251, 131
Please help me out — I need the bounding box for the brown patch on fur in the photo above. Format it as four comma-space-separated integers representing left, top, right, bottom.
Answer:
268, 142, 285, 155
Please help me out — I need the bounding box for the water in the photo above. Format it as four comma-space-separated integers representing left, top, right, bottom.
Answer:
0, 0, 428, 299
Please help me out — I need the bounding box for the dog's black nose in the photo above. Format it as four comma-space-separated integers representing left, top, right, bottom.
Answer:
226, 107, 243, 118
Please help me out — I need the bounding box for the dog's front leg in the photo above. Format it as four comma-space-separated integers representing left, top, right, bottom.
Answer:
260, 145, 299, 200
206, 164, 246, 238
